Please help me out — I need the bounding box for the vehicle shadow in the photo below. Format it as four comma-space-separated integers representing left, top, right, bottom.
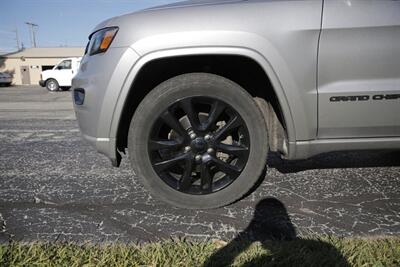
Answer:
204, 198, 350, 267
268, 150, 400, 174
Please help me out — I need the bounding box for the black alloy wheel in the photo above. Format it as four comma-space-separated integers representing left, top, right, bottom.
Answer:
148, 96, 250, 195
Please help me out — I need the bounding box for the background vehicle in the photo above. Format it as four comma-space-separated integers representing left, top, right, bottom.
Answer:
72, 0, 400, 209
40, 57, 81, 91
0, 72, 12, 87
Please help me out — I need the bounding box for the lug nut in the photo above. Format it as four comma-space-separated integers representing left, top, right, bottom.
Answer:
195, 155, 202, 162
190, 133, 197, 139
207, 148, 214, 154
184, 146, 191, 153
204, 134, 212, 141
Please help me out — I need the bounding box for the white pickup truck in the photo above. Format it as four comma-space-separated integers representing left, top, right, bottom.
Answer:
39, 57, 81, 91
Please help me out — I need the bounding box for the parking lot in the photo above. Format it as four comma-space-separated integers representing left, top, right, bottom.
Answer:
0, 85, 399, 243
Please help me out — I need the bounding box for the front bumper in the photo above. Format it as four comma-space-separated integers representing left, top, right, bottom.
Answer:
39, 80, 45, 87
72, 47, 139, 165
0, 78, 12, 83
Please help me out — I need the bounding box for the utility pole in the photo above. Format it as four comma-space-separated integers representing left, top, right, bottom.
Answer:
15, 27, 20, 50
25, 22, 38, 48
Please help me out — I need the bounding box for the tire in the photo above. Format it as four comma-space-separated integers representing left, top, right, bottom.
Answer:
128, 73, 269, 209
46, 79, 59, 92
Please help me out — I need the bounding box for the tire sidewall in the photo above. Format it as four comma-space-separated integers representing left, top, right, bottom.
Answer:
128, 73, 268, 209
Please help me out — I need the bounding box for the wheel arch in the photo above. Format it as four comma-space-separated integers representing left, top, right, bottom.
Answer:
111, 47, 296, 161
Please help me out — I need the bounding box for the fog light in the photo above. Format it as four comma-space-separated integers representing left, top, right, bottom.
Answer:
74, 88, 85, 105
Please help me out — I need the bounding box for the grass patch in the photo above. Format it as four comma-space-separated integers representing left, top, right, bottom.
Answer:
1, 236, 399, 267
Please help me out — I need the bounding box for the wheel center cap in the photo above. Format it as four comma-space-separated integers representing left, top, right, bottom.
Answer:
192, 137, 207, 152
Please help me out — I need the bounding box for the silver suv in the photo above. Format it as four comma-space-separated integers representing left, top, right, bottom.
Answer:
73, 0, 400, 209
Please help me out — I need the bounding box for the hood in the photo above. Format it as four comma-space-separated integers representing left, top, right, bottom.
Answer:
92, 0, 246, 34
145, 0, 246, 11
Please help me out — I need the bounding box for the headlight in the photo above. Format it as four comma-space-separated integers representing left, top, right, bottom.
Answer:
87, 27, 119, 56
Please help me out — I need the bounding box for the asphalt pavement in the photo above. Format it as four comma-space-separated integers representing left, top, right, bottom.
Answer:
0, 86, 399, 243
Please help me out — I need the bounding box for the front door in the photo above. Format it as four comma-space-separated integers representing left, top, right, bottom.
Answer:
318, 0, 400, 138
54, 59, 73, 86
20, 66, 30, 84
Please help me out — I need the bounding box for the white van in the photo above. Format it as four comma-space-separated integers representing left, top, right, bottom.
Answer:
39, 57, 81, 91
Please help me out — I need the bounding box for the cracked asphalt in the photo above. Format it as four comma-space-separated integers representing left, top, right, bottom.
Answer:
0, 86, 399, 243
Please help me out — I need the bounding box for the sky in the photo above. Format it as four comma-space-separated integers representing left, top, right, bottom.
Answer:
0, 0, 185, 53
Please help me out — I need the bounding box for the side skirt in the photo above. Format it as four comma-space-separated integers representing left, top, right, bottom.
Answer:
288, 137, 400, 160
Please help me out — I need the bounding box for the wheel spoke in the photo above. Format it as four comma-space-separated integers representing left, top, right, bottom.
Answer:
179, 158, 194, 191
203, 100, 226, 131
200, 163, 213, 193
216, 143, 249, 157
153, 153, 188, 172
160, 110, 188, 139
148, 139, 182, 151
214, 115, 242, 140
180, 99, 200, 132
211, 156, 242, 176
